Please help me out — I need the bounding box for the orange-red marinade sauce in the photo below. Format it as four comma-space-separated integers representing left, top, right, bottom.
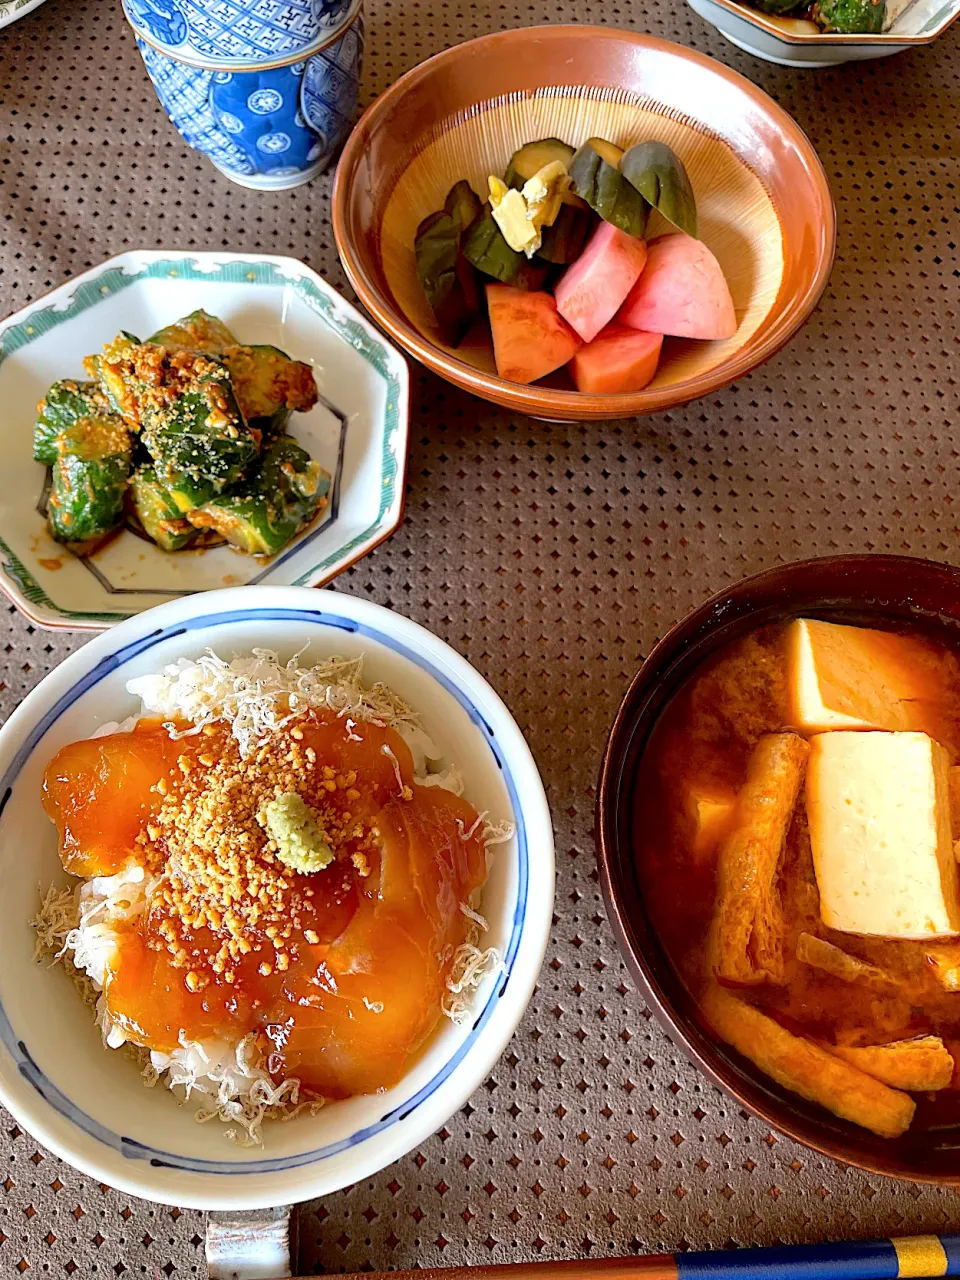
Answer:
42, 709, 489, 1098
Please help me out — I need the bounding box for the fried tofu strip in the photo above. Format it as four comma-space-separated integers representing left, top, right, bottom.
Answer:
711, 733, 809, 986
703, 986, 916, 1139
826, 1037, 954, 1092
926, 943, 960, 992
797, 932, 898, 992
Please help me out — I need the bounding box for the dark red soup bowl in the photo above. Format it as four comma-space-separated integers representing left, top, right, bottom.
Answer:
596, 553, 960, 1181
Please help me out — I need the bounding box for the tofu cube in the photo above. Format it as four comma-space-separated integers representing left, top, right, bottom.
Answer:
787, 618, 935, 734
807, 730, 960, 939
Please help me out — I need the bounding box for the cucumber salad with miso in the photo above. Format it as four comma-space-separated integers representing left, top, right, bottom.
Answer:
414, 136, 736, 394
33, 310, 329, 558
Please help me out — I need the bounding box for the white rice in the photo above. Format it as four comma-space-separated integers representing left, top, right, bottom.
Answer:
35, 648, 512, 1144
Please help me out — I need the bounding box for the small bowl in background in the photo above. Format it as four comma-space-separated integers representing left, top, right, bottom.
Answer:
596, 554, 960, 1181
333, 25, 836, 422
687, 0, 960, 67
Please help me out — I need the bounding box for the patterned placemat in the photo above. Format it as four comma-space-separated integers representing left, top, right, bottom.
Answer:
3, 0, 960, 1274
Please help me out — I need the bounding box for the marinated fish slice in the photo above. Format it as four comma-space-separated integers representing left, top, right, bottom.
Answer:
826, 1036, 954, 1092
703, 986, 916, 1139
796, 932, 899, 992
711, 732, 809, 986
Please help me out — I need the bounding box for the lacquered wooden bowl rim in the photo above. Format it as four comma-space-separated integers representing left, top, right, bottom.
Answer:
596, 553, 960, 1181
332, 25, 836, 421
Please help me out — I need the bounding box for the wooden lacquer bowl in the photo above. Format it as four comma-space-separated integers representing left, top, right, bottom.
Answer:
597, 554, 960, 1180
332, 26, 836, 421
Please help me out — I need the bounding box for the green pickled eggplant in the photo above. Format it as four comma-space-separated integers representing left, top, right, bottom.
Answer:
536, 204, 593, 265
444, 179, 483, 231
188, 434, 331, 556
148, 309, 239, 353
568, 139, 648, 238
815, 0, 883, 29
130, 466, 199, 552
33, 380, 114, 465
46, 415, 132, 547
462, 206, 524, 284
621, 141, 698, 238
416, 208, 481, 345
221, 344, 319, 438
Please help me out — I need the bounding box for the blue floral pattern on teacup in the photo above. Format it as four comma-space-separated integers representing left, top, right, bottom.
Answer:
137, 39, 256, 176
299, 16, 361, 154
127, 0, 188, 45
125, 0, 351, 62
136, 19, 361, 186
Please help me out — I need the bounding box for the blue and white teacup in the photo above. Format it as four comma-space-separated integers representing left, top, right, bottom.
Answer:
124, 0, 353, 66
133, 8, 363, 190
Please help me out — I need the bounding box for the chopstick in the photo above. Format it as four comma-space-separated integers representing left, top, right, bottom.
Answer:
290, 1232, 960, 1279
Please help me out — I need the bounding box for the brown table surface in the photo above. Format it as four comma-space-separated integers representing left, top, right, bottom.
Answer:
3, 0, 960, 1273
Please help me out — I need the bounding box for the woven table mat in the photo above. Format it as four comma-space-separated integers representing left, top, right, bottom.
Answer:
3, 0, 960, 1274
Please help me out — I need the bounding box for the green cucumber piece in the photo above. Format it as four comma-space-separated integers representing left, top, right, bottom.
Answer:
34, 380, 114, 464
535, 204, 593, 265
139, 357, 258, 509
148, 309, 239, 353
130, 466, 199, 552
462, 206, 524, 284
504, 138, 575, 189
444, 179, 483, 232
84, 333, 142, 423
188, 434, 331, 556
47, 416, 132, 547
568, 139, 648, 238
220, 343, 319, 436
621, 141, 698, 238
815, 0, 883, 28
416, 209, 481, 345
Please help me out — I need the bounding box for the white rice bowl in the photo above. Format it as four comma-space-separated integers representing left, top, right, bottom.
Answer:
0, 587, 553, 1209
36, 649, 509, 1147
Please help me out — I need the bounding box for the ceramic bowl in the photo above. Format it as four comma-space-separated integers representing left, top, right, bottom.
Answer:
596, 553, 960, 1181
0, 585, 555, 1209
686, 0, 960, 67
0, 249, 409, 631
332, 25, 835, 423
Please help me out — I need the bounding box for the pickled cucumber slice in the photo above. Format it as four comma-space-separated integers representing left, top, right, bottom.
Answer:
34, 380, 114, 465
444, 179, 482, 231
504, 138, 575, 188
816, 0, 883, 29
130, 466, 199, 552
148, 310, 238, 353
47, 416, 132, 548
188, 434, 331, 556
569, 139, 648, 238
621, 141, 697, 238
462, 206, 523, 284
416, 209, 480, 345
